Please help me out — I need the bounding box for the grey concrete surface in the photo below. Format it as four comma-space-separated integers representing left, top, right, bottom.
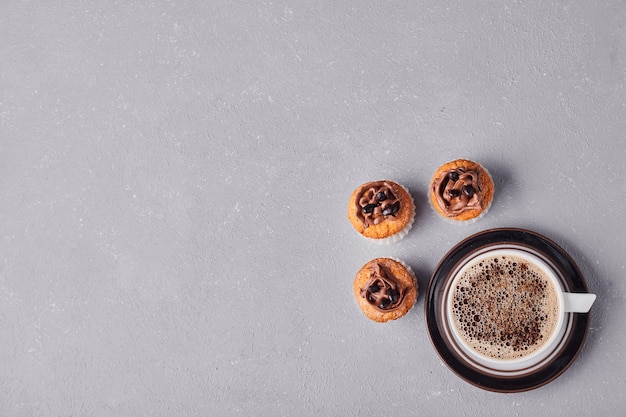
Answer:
1, 0, 625, 415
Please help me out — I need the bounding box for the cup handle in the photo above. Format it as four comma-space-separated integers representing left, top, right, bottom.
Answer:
563, 293, 596, 313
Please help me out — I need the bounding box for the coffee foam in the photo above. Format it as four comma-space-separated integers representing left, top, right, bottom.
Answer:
450, 254, 560, 361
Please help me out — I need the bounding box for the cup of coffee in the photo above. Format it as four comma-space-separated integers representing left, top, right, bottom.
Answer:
440, 246, 596, 373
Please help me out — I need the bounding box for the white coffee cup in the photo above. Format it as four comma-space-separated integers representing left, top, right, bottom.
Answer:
441, 247, 595, 373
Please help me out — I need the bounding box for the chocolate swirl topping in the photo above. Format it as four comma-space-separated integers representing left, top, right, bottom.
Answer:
355, 181, 401, 228
359, 262, 406, 312
433, 168, 482, 216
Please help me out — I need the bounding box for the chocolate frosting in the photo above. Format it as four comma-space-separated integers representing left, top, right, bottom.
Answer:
432, 168, 482, 217
359, 262, 406, 312
355, 181, 401, 228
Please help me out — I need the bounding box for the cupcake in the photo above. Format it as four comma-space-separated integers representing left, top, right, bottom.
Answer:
353, 257, 418, 322
429, 159, 494, 223
347, 180, 415, 244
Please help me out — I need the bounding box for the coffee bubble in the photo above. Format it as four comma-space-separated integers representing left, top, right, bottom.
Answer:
451, 254, 559, 360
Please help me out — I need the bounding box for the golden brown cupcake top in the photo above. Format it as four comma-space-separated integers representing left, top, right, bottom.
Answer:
348, 180, 415, 241
353, 258, 418, 322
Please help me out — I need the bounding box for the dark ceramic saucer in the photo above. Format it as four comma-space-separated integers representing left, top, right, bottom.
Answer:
425, 228, 592, 393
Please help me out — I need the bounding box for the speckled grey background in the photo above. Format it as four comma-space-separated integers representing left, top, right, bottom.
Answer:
1, 0, 625, 415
